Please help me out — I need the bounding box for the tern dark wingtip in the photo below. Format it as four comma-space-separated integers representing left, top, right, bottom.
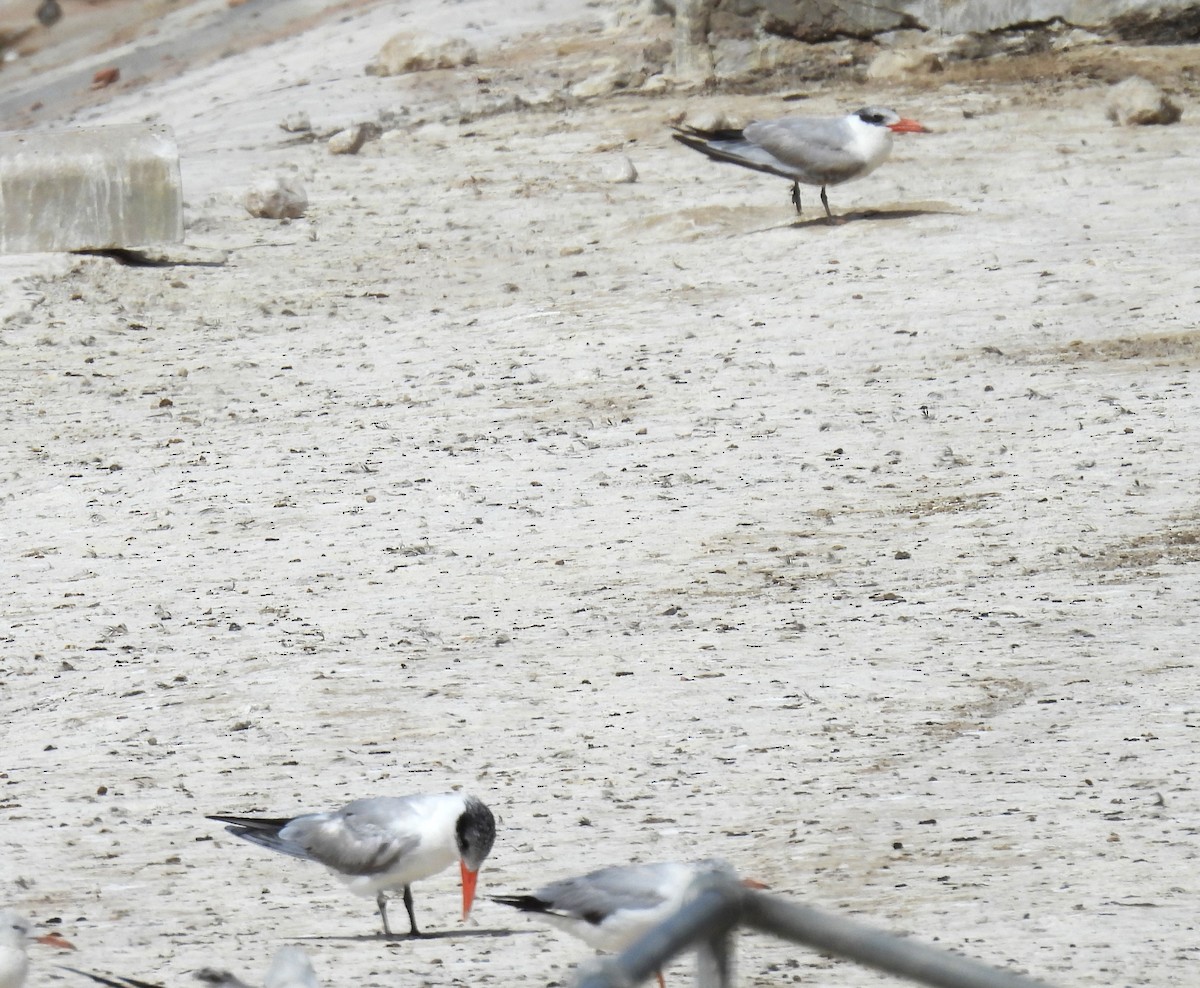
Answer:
490, 894, 551, 914
61, 969, 161, 988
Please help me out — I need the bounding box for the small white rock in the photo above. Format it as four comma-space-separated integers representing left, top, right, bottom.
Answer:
244, 174, 308, 219
279, 111, 312, 133
605, 155, 638, 184
682, 109, 738, 133
328, 124, 369, 155
1106, 75, 1182, 126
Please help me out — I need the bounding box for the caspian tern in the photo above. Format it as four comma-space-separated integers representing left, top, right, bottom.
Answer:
491, 860, 763, 988
208, 793, 496, 937
64, 945, 318, 988
0, 911, 74, 988
672, 106, 929, 223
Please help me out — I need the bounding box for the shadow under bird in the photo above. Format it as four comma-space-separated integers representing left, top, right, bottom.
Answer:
672, 106, 929, 223
63, 945, 317, 988
208, 792, 496, 937
491, 859, 765, 988
0, 911, 74, 988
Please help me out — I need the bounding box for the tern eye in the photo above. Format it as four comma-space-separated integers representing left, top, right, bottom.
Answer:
861, 111, 884, 124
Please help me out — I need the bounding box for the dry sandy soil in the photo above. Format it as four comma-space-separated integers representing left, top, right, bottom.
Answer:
3, 2, 1200, 988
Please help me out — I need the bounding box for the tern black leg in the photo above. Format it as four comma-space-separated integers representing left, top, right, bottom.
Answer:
403, 884, 422, 936
791, 181, 802, 215
819, 185, 837, 224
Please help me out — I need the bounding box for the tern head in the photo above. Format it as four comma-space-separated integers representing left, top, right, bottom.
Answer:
690, 859, 767, 889
854, 106, 929, 134
0, 911, 75, 953
456, 796, 497, 919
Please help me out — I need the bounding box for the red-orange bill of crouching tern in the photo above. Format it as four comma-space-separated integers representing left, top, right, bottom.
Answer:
672, 106, 930, 224
491, 859, 767, 988
208, 792, 496, 938
0, 911, 74, 988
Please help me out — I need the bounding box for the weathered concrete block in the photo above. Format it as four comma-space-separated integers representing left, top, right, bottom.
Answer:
0, 124, 183, 254
733, 0, 1200, 40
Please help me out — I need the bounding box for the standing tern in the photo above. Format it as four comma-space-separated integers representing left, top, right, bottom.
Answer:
491, 860, 765, 987
208, 793, 496, 937
672, 106, 929, 223
64, 945, 318, 988
0, 911, 74, 988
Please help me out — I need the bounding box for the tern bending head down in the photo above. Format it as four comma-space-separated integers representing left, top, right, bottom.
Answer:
209, 792, 496, 937
492, 859, 766, 988
672, 106, 929, 223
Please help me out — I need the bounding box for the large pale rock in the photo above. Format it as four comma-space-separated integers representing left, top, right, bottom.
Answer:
865, 48, 942, 79
365, 33, 477, 76
0, 124, 183, 254
244, 173, 308, 219
1106, 76, 1183, 125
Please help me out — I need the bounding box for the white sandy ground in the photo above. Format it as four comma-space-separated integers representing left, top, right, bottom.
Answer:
3, 2, 1200, 987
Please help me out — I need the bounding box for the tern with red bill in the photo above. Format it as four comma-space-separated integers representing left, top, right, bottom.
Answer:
672, 106, 929, 223
1, 911, 74, 988
492, 859, 765, 988
208, 793, 495, 937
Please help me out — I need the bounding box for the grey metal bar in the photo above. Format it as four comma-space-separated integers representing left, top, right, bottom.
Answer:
694, 917, 734, 988
742, 892, 1055, 988
691, 897, 734, 988
576, 885, 741, 988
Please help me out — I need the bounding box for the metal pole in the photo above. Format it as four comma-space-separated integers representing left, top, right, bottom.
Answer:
577, 885, 742, 988
694, 919, 734, 988
743, 892, 1056, 988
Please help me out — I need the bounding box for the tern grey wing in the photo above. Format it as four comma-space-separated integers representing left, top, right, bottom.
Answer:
280, 802, 421, 876
537, 864, 679, 919
742, 118, 871, 186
